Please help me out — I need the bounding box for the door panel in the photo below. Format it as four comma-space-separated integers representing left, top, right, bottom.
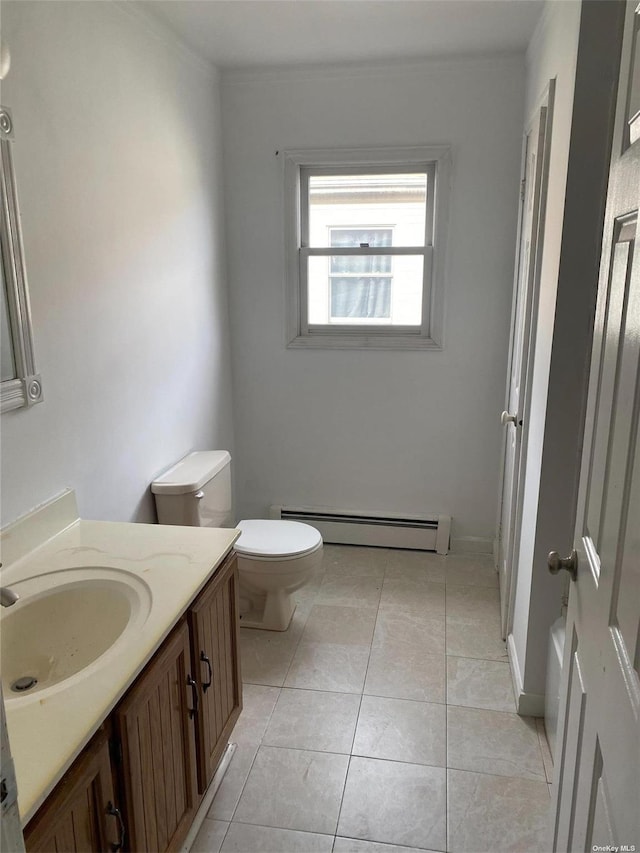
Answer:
590, 767, 616, 849
24, 727, 119, 853
189, 552, 242, 793
114, 621, 199, 853
498, 90, 554, 637
552, 3, 640, 849
613, 415, 640, 660
598, 219, 638, 570
585, 222, 634, 550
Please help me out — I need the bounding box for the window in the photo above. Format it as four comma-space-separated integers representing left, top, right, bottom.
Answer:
284, 147, 450, 349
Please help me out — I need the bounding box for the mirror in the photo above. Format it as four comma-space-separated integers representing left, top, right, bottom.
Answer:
0, 105, 42, 412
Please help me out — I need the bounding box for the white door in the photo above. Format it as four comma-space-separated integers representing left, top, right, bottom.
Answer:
552, 4, 640, 849
498, 86, 554, 638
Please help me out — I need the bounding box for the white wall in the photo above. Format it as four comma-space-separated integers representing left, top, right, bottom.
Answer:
221, 57, 525, 545
0, 2, 234, 525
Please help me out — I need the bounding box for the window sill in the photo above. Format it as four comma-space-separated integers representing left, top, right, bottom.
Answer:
286, 333, 443, 351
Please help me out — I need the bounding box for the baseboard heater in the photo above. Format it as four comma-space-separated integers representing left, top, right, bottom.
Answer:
269, 505, 451, 554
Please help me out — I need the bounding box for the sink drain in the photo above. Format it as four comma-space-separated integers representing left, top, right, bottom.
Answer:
11, 676, 38, 693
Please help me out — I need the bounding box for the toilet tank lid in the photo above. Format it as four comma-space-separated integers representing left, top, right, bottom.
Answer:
151, 451, 231, 495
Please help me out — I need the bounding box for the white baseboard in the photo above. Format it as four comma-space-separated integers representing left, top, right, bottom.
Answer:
507, 633, 546, 717
181, 742, 236, 851
271, 505, 451, 554
449, 536, 494, 554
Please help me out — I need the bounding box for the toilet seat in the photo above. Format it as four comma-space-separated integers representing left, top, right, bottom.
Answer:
235, 519, 322, 560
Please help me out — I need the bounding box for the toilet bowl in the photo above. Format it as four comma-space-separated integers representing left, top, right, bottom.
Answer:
234, 519, 322, 630
151, 452, 323, 631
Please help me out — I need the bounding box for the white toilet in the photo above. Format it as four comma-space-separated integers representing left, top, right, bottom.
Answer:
151, 451, 323, 631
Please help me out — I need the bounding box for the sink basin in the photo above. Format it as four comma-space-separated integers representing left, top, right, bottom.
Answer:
1, 568, 152, 702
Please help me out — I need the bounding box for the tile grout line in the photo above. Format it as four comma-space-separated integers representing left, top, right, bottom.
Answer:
223, 684, 285, 826
333, 550, 387, 840
226, 817, 337, 838
336, 833, 446, 853
334, 754, 353, 842
278, 571, 325, 688
237, 739, 547, 781
225, 744, 261, 825
245, 667, 513, 697
218, 817, 232, 851
354, 552, 387, 725
446, 765, 551, 787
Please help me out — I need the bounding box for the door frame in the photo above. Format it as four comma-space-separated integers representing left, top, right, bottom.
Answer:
496, 79, 555, 639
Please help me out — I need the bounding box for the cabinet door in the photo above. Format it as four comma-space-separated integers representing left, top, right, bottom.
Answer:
189, 552, 242, 792
24, 725, 122, 853
114, 621, 199, 853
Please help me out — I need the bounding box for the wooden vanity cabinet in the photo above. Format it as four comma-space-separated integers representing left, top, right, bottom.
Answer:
188, 551, 242, 793
22, 552, 242, 853
24, 724, 123, 853
113, 620, 199, 853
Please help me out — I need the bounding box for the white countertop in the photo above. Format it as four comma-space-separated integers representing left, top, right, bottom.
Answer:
0, 493, 239, 825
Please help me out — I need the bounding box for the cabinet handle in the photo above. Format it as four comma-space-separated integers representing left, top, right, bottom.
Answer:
200, 651, 213, 693
106, 801, 125, 852
186, 674, 199, 719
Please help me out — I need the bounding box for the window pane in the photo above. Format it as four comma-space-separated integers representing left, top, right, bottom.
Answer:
331, 277, 392, 319
308, 173, 427, 248
308, 255, 424, 326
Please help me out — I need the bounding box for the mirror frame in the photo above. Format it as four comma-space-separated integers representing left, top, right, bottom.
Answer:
0, 105, 42, 413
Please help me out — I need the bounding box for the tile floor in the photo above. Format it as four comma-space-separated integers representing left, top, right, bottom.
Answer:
191, 546, 553, 853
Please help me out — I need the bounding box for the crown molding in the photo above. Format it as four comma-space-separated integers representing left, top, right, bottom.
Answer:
222, 50, 524, 86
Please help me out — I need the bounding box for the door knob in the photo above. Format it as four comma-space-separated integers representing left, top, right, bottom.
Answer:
501, 411, 518, 426
548, 550, 578, 581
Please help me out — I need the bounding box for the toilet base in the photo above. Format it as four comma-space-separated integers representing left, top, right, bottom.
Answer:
239, 589, 296, 632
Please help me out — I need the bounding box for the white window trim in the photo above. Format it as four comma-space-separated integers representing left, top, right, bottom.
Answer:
284, 146, 451, 350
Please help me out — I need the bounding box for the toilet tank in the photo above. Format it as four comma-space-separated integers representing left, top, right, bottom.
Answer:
151, 451, 233, 528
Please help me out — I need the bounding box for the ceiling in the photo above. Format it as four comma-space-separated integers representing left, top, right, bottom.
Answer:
139, 0, 544, 70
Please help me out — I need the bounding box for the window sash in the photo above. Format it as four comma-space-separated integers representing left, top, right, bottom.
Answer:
300, 246, 433, 336
300, 163, 435, 252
